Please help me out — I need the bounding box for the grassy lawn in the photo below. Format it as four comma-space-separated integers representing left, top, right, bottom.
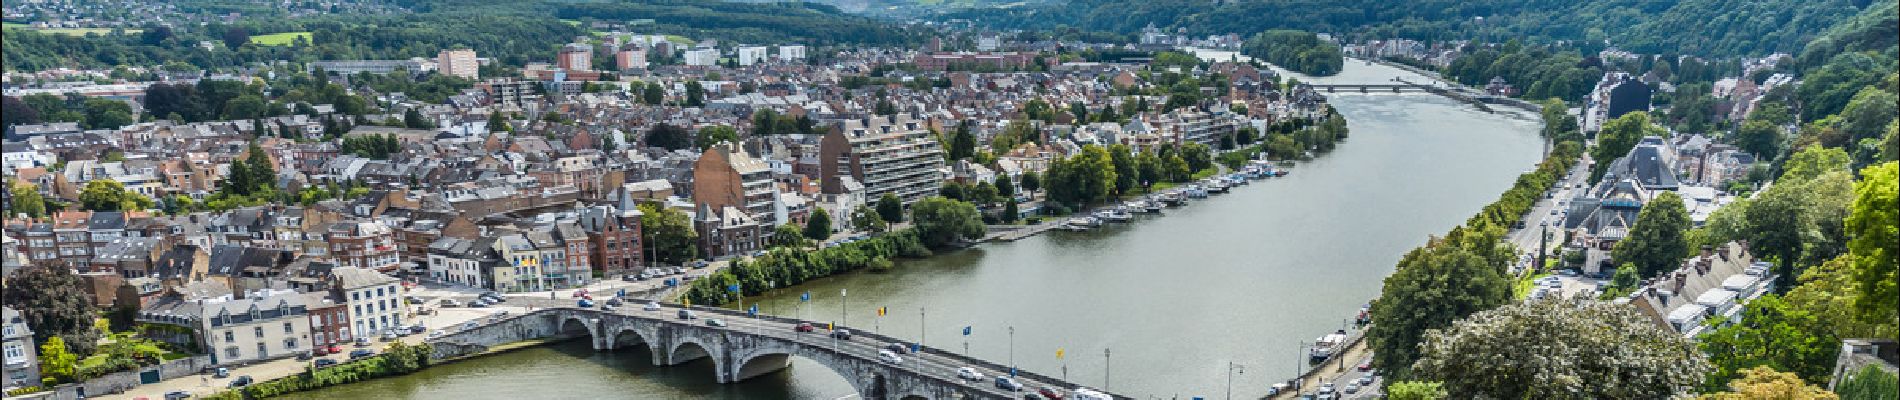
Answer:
3, 23, 144, 36
1191, 168, 1220, 180
1512, 272, 1552, 299
665, 35, 694, 45
250, 31, 312, 46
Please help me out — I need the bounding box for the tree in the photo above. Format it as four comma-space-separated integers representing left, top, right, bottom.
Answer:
949, 121, 977, 161
1845, 162, 1897, 333
1600, 262, 1642, 299
1385, 381, 1448, 400
642, 82, 665, 105
1702, 295, 1841, 388
910, 197, 984, 248
1612, 191, 1691, 278
2, 95, 42, 128
3, 267, 101, 357
79, 180, 150, 211
9, 180, 46, 217
487, 112, 512, 132
81, 98, 133, 130
1002, 199, 1020, 223
804, 208, 833, 240
876, 193, 904, 223
1180, 142, 1213, 173
39, 337, 78, 384
221, 95, 265, 121
1591, 112, 1665, 182
1835, 365, 1900, 400
1748, 170, 1856, 289
645, 123, 692, 151
993, 176, 1015, 200
1735, 120, 1785, 158
696, 125, 739, 150
771, 223, 805, 248
1414, 299, 1710, 398
403, 108, 434, 129
221, 26, 251, 49
636, 202, 698, 264
245, 142, 276, 192
851, 205, 887, 232
1782, 146, 1852, 183
1697, 366, 1839, 400
1368, 229, 1513, 381
1019, 171, 1041, 194
1108, 144, 1138, 195
684, 80, 705, 106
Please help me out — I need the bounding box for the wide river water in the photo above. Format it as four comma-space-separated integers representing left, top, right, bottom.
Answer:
286, 58, 1543, 399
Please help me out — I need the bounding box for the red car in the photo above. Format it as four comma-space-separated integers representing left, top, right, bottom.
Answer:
1038, 386, 1066, 399
1357, 361, 1373, 371
794, 323, 815, 333
314, 347, 330, 356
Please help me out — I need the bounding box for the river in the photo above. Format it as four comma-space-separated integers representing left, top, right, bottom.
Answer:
285, 60, 1544, 399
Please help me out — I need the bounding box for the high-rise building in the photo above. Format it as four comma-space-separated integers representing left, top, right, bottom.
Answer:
437, 49, 478, 79
684, 48, 719, 66
557, 43, 593, 72
778, 45, 807, 61
819, 114, 947, 205
693, 142, 776, 218
615, 45, 648, 71
737, 46, 768, 66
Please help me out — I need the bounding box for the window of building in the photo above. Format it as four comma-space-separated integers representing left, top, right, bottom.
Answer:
225, 347, 240, 358
3, 343, 23, 359
351, 292, 359, 301
284, 338, 298, 349
224, 330, 234, 342
254, 327, 264, 338
256, 343, 267, 357
283, 322, 294, 334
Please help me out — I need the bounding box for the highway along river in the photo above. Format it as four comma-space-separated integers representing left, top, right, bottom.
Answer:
284, 61, 1543, 399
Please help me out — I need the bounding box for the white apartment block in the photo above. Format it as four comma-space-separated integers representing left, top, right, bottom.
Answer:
685, 48, 720, 66
737, 46, 768, 66
778, 45, 807, 61
334, 267, 406, 337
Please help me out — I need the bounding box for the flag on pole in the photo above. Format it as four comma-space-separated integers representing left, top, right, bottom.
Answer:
800, 291, 810, 302
877, 307, 886, 316
911, 343, 921, 353
828, 322, 834, 330
728, 284, 741, 293
962, 326, 971, 336
748, 304, 758, 316
840, 288, 847, 297
1056, 348, 1065, 359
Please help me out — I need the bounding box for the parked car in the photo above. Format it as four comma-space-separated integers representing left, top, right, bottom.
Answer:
409, 325, 427, 334
326, 345, 342, 355
884, 343, 912, 355
1357, 375, 1374, 386
213, 368, 230, 378
795, 323, 815, 333
314, 359, 339, 368
228, 376, 253, 388
705, 319, 726, 327
354, 337, 371, 347
296, 351, 313, 360
995, 376, 1024, 391
440, 299, 461, 307
877, 350, 903, 364
164, 390, 191, 400
381, 331, 399, 341
645, 302, 662, 311
1356, 361, 1372, 371
313, 346, 331, 356
831, 329, 852, 340
349, 349, 375, 359
1344, 383, 1361, 394
677, 310, 695, 320
956, 367, 984, 381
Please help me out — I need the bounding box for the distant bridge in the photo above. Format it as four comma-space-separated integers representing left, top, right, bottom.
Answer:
1305, 83, 1431, 93
428, 303, 1127, 400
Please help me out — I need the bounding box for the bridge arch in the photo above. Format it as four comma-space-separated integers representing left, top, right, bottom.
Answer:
666, 334, 729, 381
556, 316, 593, 339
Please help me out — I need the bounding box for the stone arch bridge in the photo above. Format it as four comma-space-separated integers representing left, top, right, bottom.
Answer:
427, 304, 1125, 400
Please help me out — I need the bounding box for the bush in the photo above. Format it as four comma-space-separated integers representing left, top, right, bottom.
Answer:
6, 386, 44, 396
231, 342, 433, 398
682, 229, 931, 305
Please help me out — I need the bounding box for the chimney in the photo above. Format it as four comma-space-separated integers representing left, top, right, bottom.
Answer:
1699, 245, 1713, 259
1717, 244, 1731, 261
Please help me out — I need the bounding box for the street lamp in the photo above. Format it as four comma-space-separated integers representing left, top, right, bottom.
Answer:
1008, 326, 1016, 372
1227, 361, 1244, 400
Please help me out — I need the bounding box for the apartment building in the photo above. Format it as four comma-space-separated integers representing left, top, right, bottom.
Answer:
437, 49, 479, 79
2, 307, 38, 390
819, 114, 947, 205
693, 141, 776, 218
140, 289, 313, 365
332, 267, 404, 338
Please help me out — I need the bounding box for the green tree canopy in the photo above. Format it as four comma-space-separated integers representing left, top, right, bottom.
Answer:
1367, 228, 1513, 380
1613, 191, 1692, 278
1591, 111, 1666, 182
876, 193, 905, 223
1845, 162, 1897, 326
636, 202, 698, 265
3, 267, 101, 357
1701, 295, 1841, 389
1415, 299, 1710, 398
79, 179, 152, 212
909, 197, 984, 249
803, 207, 833, 241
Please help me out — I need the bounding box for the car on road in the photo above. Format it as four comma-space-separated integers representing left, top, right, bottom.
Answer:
429, 330, 445, 338
164, 390, 192, 399
644, 302, 662, 311
1038, 386, 1066, 399
441, 299, 461, 307
314, 359, 339, 368
877, 350, 903, 364
995, 376, 1024, 391
350, 349, 375, 359
705, 319, 726, 327
409, 325, 427, 334
354, 337, 371, 347
578, 299, 595, 308
605, 298, 623, 307
296, 351, 312, 360
468, 299, 489, 308
213, 368, 230, 378
678, 310, 697, 320
314, 346, 331, 356
1357, 375, 1374, 386
1357, 361, 1372, 371
956, 367, 984, 381
1318, 382, 1335, 395
381, 331, 399, 341
795, 323, 815, 333
1344, 382, 1361, 394
462, 321, 478, 330
884, 343, 913, 354
228, 376, 253, 388
831, 329, 852, 340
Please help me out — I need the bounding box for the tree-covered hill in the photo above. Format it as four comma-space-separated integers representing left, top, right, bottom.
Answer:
939, 0, 1881, 58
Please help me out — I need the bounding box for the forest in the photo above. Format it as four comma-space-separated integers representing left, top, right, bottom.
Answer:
941, 0, 1875, 58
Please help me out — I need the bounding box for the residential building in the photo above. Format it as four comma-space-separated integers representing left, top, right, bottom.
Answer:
615, 45, 648, 71
437, 49, 479, 80
2, 306, 38, 390
138, 289, 313, 365
778, 45, 806, 61
557, 43, 593, 72
819, 114, 947, 205
302, 292, 349, 350
693, 142, 776, 218
332, 267, 404, 339
326, 221, 399, 273
577, 205, 643, 277
737, 46, 768, 66
684, 48, 720, 67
